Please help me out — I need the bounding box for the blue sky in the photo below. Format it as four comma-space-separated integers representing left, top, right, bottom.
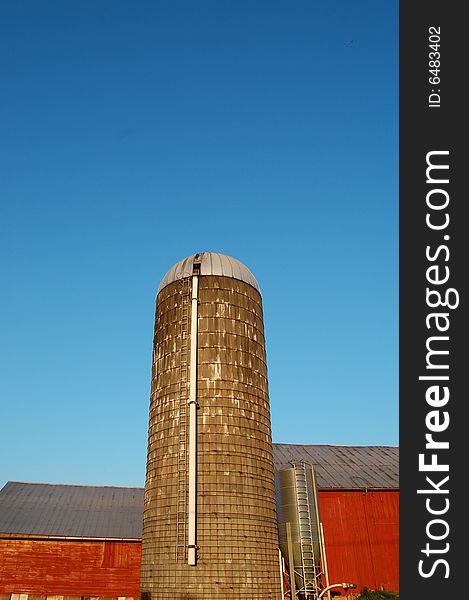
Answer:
0, 1, 398, 487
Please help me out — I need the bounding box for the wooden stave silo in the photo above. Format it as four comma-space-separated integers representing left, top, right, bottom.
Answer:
140, 253, 281, 599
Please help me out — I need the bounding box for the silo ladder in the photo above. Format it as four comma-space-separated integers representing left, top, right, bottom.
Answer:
295, 462, 321, 598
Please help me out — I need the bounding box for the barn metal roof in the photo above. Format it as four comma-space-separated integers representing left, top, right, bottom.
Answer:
0, 481, 144, 540
273, 444, 399, 490
0, 445, 398, 540
158, 252, 260, 294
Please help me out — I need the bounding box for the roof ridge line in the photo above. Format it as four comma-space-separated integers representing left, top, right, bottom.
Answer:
7, 481, 144, 490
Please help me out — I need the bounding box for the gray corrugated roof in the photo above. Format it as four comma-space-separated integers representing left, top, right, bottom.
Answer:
0, 481, 144, 540
0, 445, 398, 539
273, 444, 399, 490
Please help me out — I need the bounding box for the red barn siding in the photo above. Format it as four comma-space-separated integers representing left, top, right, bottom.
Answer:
0, 491, 398, 597
318, 490, 399, 594
0, 540, 141, 597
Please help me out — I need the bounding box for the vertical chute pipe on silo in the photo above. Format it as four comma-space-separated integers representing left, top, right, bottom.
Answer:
188, 263, 200, 566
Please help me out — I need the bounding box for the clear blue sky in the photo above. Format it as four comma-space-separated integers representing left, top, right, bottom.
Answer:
0, 1, 398, 487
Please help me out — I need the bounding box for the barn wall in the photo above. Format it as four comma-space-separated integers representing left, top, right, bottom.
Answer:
0, 491, 399, 597
318, 490, 399, 593
0, 540, 141, 597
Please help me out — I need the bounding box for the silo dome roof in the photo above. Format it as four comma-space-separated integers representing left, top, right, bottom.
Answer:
158, 252, 260, 294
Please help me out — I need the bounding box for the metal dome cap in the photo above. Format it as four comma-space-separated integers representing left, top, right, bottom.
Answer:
157, 252, 260, 294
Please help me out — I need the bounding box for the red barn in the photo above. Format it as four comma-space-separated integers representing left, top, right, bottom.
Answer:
0, 445, 398, 598
274, 444, 399, 594
0, 482, 143, 598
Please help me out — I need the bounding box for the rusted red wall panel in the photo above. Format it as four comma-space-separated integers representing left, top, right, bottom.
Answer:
0, 540, 141, 596
318, 490, 399, 594
0, 491, 398, 596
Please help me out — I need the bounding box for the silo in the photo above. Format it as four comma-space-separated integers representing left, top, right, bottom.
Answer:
276, 463, 323, 599
141, 252, 281, 600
